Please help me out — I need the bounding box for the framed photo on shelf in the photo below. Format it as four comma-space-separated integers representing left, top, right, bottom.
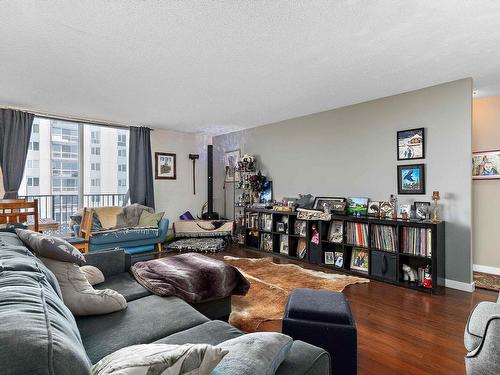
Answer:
155, 152, 176, 180
295, 220, 307, 237
414, 201, 431, 220
347, 197, 369, 216
397, 127, 425, 160
398, 204, 411, 218
224, 149, 241, 182
334, 251, 344, 268
367, 201, 381, 216
328, 221, 343, 243
313, 197, 345, 212
350, 248, 369, 273
324, 251, 335, 265
379, 201, 393, 218
397, 164, 425, 194
472, 150, 500, 179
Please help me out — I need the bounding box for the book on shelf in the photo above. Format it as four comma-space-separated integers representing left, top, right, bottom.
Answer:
401, 227, 432, 257
345, 222, 369, 247
259, 213, 273, 232
370, 224, 397, 252
260, 233, 273, 252
280, 235, 289, 255
297, 238, 307, 259
294, 220, 307, 237
328, 220, 343, 243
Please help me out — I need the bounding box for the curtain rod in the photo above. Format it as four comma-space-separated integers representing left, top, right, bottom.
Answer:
0, 105, 153, 131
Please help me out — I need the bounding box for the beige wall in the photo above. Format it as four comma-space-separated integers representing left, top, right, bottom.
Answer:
214, 79, 473, 286
150, 128, 211, 226
472, 95, 500, 272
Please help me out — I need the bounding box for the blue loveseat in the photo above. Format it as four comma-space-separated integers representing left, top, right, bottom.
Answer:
72, 204, 169, 254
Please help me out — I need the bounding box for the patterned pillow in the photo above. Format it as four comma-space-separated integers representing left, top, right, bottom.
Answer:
92, 343, 227, 375
15, 229, 86, 265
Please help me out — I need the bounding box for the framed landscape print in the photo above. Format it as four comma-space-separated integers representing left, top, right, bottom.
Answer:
397, 164, 425, 194
224, 149, 240, 182
155, 152, 176, 180
346, 197, 369, 216
397, 128, 425, 160
472, 150, 500, 179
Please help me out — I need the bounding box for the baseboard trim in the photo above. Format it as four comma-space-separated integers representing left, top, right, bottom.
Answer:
473, 264, 500, 276
445, 279, 475, 293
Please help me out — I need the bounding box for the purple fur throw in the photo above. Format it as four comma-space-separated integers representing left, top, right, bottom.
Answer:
130, 253, 250, 303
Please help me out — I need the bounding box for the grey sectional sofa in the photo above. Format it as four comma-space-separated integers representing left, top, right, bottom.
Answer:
0, 231, 330, 375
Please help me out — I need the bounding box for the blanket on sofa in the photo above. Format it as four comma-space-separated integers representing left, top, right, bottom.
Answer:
130, 253, 250, 303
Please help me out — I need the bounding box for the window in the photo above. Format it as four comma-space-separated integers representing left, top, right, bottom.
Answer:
19, 117, 130, 225
27, 177, 39, 187
29, 141, 39, 151
91, 131, 100, 144
117, 134, 127, 147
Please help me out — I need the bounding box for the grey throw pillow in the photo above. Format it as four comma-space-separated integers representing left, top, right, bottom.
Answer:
212, 332, 293, 375
16, 229, 86, 265
81, 265, 105, 285
92, 343, 227, 375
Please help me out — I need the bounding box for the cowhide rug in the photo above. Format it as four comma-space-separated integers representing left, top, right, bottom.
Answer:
224, 256, 369, 332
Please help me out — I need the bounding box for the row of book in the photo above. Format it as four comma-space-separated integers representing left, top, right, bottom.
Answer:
401, 227, 432, 257
371, 224, 398, 252
346, 222, 369, 247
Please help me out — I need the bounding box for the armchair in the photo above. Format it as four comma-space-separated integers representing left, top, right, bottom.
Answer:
464, 292, 500, 375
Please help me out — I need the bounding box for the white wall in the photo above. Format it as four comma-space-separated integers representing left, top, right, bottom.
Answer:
214, 79, 473, 286
150, 128, 211, 226
472, 95, 500, 274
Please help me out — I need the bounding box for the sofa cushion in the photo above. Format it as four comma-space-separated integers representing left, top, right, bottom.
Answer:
95, 206, 124, 229
96, 272, 151, 302
212, 332, 293, 375
90, 227, 160, 246
138, 210, 164, 227
465, 301, 500, 351
0, 241, 92, 374
155, 320, 244, 346
76, 294, 209, 363
189, 295, 232, 321
16, 228, 86, 265
92, 343, 227, 375
40, 257, 127, 316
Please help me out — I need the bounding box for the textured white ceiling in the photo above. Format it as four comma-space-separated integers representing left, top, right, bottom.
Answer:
1, 1, 500, 134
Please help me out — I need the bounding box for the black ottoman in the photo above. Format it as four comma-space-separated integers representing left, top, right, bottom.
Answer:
283, 288, 357, 375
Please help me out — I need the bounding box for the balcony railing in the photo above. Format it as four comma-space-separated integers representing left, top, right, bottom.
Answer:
20, 194, 128, 225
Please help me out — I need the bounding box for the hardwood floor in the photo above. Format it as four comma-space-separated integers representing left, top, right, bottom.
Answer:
216, 245, 497, 375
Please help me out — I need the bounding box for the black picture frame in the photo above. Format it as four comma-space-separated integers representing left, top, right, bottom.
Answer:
313, 197, 345, 212
397, 127, 425, 161
397, 164, 426, 195
413, 201, 431, 220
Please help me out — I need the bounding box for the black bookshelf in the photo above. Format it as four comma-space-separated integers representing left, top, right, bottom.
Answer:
244, 208, 445, 294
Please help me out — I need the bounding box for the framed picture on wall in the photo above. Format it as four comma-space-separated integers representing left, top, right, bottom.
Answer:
155, 152, 176, 180
224, 149, 241, 182
472, 150, 500, 179
397, 128, 425, 160
397, 164, 425, 194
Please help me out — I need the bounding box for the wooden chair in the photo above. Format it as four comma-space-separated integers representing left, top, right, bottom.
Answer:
75, 207, 94, 254
0, 199, 39, 231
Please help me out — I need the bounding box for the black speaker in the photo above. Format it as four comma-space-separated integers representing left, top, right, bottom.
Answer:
202, 145, 219, 220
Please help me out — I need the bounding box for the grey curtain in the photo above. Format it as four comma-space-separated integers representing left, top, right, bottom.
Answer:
0, 109, 34, 198
129, 126, 155, 209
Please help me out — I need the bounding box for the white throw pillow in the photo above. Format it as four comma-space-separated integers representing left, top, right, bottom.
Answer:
40, 257, 127, 316
92, 343, 227, 375
81, 265, 105, 286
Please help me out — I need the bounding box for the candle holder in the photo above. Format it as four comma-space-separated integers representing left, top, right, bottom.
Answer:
432, 191, 440, 223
